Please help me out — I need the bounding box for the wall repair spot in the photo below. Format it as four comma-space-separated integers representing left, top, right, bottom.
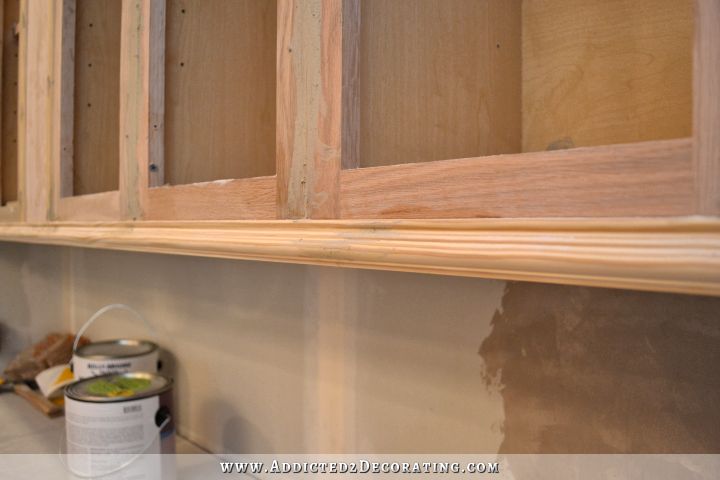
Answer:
479, 282, 720, 454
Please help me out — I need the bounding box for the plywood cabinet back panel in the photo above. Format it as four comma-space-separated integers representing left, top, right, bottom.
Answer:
522, 0, 693, 153
358, 0, 521, 168
73, 0, 121, 196
1, 0, 18, 205
164, 0, 276, 186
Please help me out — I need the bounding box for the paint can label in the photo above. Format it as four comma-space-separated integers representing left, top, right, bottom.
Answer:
73, 350, 158, 380
65, 396, 161, 477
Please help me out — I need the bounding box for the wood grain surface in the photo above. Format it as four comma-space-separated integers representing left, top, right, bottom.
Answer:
19, 0, 53, 222
73, 0, 121, 195
56, 190, 119, 221
164, 0, 276, 185
277, 0, 346, 219
54, 0, 75, 200
147, 176, 276, 220
358, 0, 521, 167
0, 216, 718, 296
694, 0, 720, 214
341, 139, 693, 218
523, 0, 693, 152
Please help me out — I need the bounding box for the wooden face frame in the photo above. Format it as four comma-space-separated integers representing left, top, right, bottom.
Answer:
2, 0, 719, 296
28, 0, 714, 222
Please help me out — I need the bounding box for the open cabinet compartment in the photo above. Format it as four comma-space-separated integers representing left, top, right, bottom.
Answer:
72, 0, 121, 196
0, 0, 19, 219
521, 0, 692, 153
146, 0, 277, 220
352, 0, 692, 166
339, 0, 695, 219
53, 0, 122, 221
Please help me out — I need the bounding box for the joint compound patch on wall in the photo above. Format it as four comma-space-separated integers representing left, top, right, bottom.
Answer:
479, 282, 720, 454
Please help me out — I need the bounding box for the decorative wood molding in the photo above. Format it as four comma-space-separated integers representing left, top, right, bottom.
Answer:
0, 217, 718, 297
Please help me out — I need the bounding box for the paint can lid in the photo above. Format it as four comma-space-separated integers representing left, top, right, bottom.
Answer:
75, 339, 158, 359
65, 372, 172, 403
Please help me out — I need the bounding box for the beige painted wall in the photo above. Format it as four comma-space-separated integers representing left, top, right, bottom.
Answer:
0, 243, 718, 454
0, 243, 66, 367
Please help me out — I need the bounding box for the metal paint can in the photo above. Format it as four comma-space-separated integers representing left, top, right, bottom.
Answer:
72, 304, 160, 380
73, 339, 159, 379
64, 372, 175, 478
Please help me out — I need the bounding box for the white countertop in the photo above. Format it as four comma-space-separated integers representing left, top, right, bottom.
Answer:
0, 391, 207, 454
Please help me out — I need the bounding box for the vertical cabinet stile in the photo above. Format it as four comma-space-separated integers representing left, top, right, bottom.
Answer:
18, 0, 53, 223
276, 0, 358, 219
119, 0, 164, 221
694, 0, 720, 215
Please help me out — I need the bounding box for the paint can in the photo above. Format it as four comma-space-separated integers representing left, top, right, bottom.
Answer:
72, 304, 159, 380
64, 372, 175, 478
73, 339, 159, 380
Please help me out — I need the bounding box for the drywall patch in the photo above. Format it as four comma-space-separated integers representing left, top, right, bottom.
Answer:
479, 282, 720, 453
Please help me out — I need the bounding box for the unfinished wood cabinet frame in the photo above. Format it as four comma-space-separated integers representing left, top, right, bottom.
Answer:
46, 0, 717, 222
46, 0, 121, 221
275, 1, 709, 220
129, 0, 278, 221
1, 0, 719, 297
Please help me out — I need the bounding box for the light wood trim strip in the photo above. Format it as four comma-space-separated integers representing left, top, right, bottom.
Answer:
694, 0, 720, 214
146, 176, 276, 220
119, 0, 157, 220
55, 190, 119, 221
0, 217, 718, 296
341, 139, 694, 218
19, 0, 53, 222
277, 0, 353, 219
